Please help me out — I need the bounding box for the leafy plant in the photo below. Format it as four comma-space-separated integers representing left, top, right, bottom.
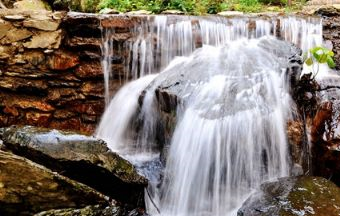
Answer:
304, 46, 336, 78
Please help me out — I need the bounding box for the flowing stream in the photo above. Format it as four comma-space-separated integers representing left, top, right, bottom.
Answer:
97, 15, 323, 216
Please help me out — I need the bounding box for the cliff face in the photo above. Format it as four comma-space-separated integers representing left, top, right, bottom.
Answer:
0, 10, 142, 134
0, 8, 339, 135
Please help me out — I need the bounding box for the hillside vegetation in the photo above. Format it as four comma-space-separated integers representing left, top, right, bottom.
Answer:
52, 0, 307, 14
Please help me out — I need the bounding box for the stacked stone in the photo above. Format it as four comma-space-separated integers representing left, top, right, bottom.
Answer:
0, 10, 136, 134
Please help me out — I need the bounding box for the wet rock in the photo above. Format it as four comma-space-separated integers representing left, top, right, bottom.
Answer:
81, 82, 105, 98
0, 150, 108, 215
69, 101, 104, 115
1, 125, 148, 206
47, 88, 84, 103
23, 30, 62, 49
63, 12, 101, 37
34, 205, 122, 216
0, 77, 48, 93
287, 120, 304, 170
53, 110, 77, 119
238, 176, 340, 216
66, 36, 101, 50
5, 97, 55, 111
74, 61, 103, 79
47, 50, 79, 70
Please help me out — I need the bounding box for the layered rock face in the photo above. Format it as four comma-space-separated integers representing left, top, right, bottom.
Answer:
0, 10, 138, 134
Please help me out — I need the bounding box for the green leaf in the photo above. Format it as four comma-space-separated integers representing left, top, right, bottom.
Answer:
318, 54, 328, 64
326, 56, 336, 68
305, 57, 314, 66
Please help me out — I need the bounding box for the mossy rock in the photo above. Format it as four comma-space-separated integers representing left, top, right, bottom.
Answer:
0, 150, 108, 215
238, 176, 340, 216
1, 125, 147, 207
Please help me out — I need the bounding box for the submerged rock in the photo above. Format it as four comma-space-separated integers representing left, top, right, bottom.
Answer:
0, 125, 147, 207
238, 176, 340, 216
0, 150, 108, 215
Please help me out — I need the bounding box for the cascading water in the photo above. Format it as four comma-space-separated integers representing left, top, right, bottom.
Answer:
100, 15, 322, 105
97, 14, 323, 216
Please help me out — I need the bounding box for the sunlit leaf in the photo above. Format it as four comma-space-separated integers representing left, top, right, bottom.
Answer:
305, 57, 313, 66
326, 56, 336, 68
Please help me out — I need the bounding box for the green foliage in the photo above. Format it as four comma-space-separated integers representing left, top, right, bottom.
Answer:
305, 46, 336, 69
79, 0, 308, 14
304, 46, 336, 78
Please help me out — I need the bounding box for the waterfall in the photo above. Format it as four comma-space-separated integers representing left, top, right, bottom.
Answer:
100, 15, 322, 105
97, 14, 323, 216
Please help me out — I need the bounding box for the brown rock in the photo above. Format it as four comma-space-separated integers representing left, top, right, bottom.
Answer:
1, 28, 32, 44
74, 61, 102, 79
0, 150, 107, 215
3, 106, 19, 116
0, 46, 16, 60
0, 21, 13, 40
101, 17, 137, 28
81, 82, 104, 98
23, 30, 62, 49
47, 88, 83, 102
66, 37, 101, 50
25, 112, 52, 127
70, 101, 104, 115
9, 98, 54, 112
3, 15, 26, 21
24, 51, 46, 66
53, 110, 76, 119
23, 18, 60, 31
13, 0, 51, 11
287, 120, 304, 167
311, 101, 333, 143
50, 118, 81, 131
48, 51, 79, 70
0, 77, 48, 92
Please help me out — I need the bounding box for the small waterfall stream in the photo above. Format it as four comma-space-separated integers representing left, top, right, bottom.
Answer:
97, 15, 323, 216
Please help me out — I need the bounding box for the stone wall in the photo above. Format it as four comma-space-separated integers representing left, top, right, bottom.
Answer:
0, 10, 140, 134
319, 7, 340, 70
1, 8, 340, 135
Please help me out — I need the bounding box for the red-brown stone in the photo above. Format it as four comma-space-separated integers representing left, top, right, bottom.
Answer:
75, 61, 102, 79
25, 112, 52, 127
48, 51, 79, 71
3, 106, 19, 117
70, 101, 104, 115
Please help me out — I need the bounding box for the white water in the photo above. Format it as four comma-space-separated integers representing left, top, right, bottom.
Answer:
100, 15, 322, 105
97, 15, 324, 216
144, 38, 293, 216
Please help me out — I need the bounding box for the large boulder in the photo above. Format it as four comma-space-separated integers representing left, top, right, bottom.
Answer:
0, 150, 110, 215
0, 125, 147, 207
238, 176, 340, 216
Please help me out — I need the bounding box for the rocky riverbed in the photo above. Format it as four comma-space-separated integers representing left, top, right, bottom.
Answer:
0, 126, 148, 215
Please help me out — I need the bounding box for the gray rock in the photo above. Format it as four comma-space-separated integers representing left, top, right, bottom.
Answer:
0, 150, 109, 215
238, 176, 340, 216
34, 205, 122, 216
1, 125, 147, 207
